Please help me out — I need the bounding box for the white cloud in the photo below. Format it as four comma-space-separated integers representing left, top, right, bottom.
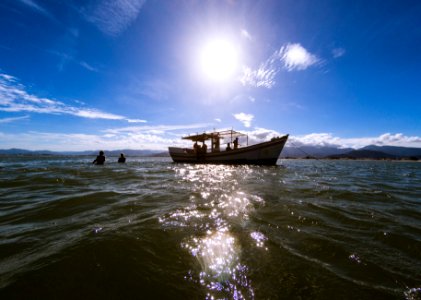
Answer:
232, 128, 421, 149
240, 65, 277, 88
279, 43, 319, 71
103, 123, 212, 135
244, 127, 284, 144
127, 119, 147, 123
0, 73, 125, 120
289, 133, 343, 148
1, 126, 420, 151
0, 115, 30, 123
332, 48, 346, 58
83, 0, 146, 36
233, 113, 254, 128
241, 29, 252, 41
290, 132, 421, 149
375, 133, 421, 147
215, 118, 221, 123
73, 109, 124, 120
0, 123, 214, 151
240, 43, 319, 88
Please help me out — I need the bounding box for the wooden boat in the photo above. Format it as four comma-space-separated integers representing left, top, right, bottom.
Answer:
168, 129, 288, 165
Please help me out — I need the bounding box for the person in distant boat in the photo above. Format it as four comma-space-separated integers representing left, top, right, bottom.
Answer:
193, 141, 199, 153
213, 136, 220, 152
118, 153, 126, 163
93, 150, 105, 165
202, 142, 207, 153
226, 143, 232, 151
233, 137, 239, 150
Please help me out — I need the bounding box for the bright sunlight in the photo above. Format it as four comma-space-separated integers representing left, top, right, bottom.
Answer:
199, 38, 238, 82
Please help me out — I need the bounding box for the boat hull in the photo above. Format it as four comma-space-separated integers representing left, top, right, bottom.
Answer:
168, 135, 288, 165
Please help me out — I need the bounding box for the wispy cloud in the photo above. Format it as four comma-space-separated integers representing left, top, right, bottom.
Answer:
0, 73, 125, 120
79, 61, 99, 72
48, 50, 99, 72
279, 43, 319, 71
240, 43, 319, 88
240, 65, 277, 88
103, 123, 213, 135
0, 45, 12, 51
241, 29, 252, 41
133, 79, 172, 101
233, 112, 254, 128
0, 115, 30, 123
127, 119, 147, 123
83, 0, 146, 36
0, 123, 213, 151
19, 0, 52, 18
0, 131, 178, 151
332, 48, 346, 58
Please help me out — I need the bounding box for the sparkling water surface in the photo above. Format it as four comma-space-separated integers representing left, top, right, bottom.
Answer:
0, 156, 420, 299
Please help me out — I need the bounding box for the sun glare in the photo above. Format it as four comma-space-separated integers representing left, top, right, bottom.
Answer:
199, 39, 238, 82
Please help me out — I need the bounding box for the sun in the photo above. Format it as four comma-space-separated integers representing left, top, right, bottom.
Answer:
199, 38, 238, 82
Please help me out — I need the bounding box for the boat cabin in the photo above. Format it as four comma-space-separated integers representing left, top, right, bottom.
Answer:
182, 130, 248, 153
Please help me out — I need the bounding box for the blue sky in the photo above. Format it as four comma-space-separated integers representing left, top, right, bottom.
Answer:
1, 0, 421, 151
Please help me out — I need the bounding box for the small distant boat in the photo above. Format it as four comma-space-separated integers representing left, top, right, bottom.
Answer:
168, 129, 289, 165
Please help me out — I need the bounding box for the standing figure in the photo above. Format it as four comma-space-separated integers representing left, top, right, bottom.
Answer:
118, 153, 126, 163
93, 150, 105, 165
233, 137, 239, 150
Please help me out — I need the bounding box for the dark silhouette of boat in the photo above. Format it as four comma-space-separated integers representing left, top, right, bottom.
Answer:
168, 129, 288, 165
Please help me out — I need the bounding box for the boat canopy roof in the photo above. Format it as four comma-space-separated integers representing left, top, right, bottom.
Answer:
182, 129, 247, 142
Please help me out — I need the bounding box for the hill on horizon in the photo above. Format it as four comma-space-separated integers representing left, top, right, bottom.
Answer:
0, 148, 163, 156
326, 149, 398, 160
1, 144, 421, 159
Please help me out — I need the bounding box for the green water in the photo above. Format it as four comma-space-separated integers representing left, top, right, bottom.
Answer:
0, 156, 420, 299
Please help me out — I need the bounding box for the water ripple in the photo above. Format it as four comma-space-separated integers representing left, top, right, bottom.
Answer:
0, 157, 420, 299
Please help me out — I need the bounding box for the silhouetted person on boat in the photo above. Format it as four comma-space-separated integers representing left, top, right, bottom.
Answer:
118, 153, 126, 163
193, 141, 199, 153
202, 142, 207, 153
226, 143, 232, 151
213, 136, 220, 152
233, 137, 239, 150
93, 150, 105, 165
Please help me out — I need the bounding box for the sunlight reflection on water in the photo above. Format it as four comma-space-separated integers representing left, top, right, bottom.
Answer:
250, 231, 268, 249
183, 229, 253, 300
2, 157, 421, 299
186, 229, 237, 279
162, 164, 260, 299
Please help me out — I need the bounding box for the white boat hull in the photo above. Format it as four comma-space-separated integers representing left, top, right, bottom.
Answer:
168, 135, 288, 165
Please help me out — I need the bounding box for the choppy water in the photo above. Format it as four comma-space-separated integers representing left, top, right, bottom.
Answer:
0, 156, 420, 299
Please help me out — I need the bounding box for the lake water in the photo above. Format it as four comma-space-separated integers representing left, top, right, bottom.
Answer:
0, 156, 420, 299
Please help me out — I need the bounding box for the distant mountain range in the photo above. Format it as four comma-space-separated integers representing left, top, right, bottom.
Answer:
1, 145, 420, 160
280, 145, 353, 158
0, 148, 167, 157
326, 149, 397, 160
281, 145, 421, 160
